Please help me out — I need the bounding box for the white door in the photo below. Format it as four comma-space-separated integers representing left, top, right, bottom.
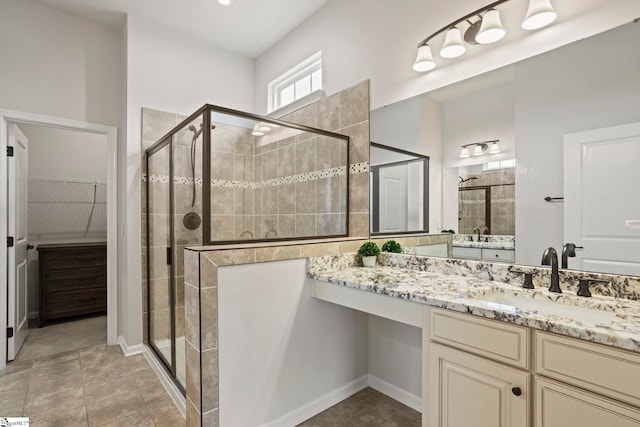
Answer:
378, 164, 408, 232
7, 123, 29, 361
564, 122, 640, 275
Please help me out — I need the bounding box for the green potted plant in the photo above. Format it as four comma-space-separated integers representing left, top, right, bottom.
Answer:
381, 240, 403, 253
358, 241, 380, 267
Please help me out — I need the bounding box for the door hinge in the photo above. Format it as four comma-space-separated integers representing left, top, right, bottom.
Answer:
7, 146, 14, 157
7, 236, 14, 247
7, 327, 14, 338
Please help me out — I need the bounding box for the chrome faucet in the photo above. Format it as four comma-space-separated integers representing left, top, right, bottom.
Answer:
473, 227, 481, 242
541, 247, 562, 293
561, 243, 577, 269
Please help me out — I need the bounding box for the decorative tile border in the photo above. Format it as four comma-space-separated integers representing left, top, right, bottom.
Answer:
145, 162, 370, 190
350, 162, 369, 174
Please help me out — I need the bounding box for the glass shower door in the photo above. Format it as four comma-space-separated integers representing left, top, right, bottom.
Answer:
147, 139, 175, 378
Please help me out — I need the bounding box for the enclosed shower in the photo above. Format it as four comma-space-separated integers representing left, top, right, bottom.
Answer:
457, 169, 515, 235
144, 105, 349, 391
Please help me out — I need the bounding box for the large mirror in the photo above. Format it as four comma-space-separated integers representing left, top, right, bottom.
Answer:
370, 21, 640, 276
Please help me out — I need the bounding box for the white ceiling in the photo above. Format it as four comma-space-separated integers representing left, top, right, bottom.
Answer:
32, 0, 332, 58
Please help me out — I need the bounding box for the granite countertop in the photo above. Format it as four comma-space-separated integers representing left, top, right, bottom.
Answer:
453, 241, 515, 250
308, 264, 640, 353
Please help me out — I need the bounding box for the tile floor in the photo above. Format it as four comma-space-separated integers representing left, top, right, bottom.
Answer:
298, 387, 421, 426
16, 316, 107, 361
2, 317, 420, 426
1, 316, 184, 426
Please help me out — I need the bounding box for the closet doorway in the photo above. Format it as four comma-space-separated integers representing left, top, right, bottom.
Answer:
0, 110, 118, 371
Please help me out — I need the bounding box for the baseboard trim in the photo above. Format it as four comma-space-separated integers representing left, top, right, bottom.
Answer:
117, 335, 145, 356
259, 375, 369, 427
143, 345, 186, 418
368, 374, 422, 413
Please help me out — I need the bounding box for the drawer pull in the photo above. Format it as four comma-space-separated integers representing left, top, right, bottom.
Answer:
512, 387, 522, 396
79, 297, 98, 303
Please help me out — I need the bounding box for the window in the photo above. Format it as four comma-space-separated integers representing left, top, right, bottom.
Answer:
483, 159, 516, 171
268, 51, 322, 113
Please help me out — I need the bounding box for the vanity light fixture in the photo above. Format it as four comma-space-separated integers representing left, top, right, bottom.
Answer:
460, 140, 501, 158
413, 0, 557, 72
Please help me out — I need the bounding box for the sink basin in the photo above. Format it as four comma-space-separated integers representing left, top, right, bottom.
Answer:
477, 292, 617, 324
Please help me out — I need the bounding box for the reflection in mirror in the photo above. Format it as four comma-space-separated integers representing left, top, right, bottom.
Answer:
458, 162, 515, 236
370, 22, 640, 275
370, 143, 428, 235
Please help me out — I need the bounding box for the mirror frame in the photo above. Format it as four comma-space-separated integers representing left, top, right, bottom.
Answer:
370, 142, 429, 236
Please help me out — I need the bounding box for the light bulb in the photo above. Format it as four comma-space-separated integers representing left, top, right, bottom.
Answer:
476, 9, 506, 44
218, 0, 231, 5
460, 147, 471, 158
522, 0, 557, 30
413, 45, 436, 72
489, 142, 500, 154
440, 27, 466, 59
473, 145, 484, 156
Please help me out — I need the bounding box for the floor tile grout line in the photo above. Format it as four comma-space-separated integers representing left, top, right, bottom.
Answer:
78, 349, 92, 427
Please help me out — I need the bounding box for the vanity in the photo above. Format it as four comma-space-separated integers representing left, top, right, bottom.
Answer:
308, 252, 640, 427
451, 235, 515, 263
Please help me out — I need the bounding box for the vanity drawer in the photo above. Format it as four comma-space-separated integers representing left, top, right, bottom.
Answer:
535, 331, 640, 407
45, 288, 107, 319
43, 248, 107, 269
452, 247, 481, 259
482, 249, 515, 263
429, 307, 529, 369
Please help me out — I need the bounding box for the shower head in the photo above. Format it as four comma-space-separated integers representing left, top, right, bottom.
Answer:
188, 123, 215, 140
188, 123, 203, 139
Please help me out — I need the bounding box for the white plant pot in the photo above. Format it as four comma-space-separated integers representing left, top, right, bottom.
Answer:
362, 256, 377, 267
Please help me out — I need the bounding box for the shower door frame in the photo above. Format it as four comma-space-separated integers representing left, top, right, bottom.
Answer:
200, 104, 351, 245
458, 185, 492, 234
145, 134, 183, 395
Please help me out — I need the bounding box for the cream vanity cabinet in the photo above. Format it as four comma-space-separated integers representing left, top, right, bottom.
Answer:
534, 331, 640, 426
451, 246, 515, 263
423, 307, 640, 427
424, 307, 530, 427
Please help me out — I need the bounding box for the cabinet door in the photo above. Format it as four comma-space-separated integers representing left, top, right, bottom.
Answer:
451, 247, 481, 259
535, 377, 640, 427
429, 343, 529, 427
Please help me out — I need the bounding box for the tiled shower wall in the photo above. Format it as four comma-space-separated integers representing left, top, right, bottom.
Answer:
208, 123, 348, 242
458, 169, 515, 235
278, 83, 370, 238
210, 123, 255, 241
184, 80, 371, 427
